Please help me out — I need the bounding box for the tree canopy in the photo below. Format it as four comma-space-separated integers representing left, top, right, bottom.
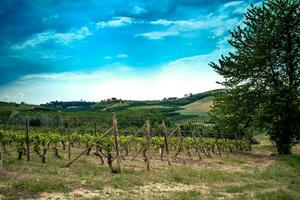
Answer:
210, 0, 300, 154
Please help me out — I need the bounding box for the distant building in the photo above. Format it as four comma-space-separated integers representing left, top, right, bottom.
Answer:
163, 97, 178, 101
107, 97, 121, 103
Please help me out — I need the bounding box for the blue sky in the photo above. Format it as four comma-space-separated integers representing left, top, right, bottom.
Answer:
0, 0, 261, 104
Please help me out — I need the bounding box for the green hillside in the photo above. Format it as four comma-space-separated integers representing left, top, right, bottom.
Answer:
98, 89, 225, 123
0, 89, 225, 125
181, 96, 213, 114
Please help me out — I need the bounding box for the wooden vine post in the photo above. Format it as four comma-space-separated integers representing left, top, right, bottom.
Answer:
216, 130, 222, 157
246, 131, 252, 151
220, 131, 229, 157
113, 114, 122, 173
191, 130, 202, 161
199, 130, 212, 158
94, 122, 99, 154
67, 122, 71, 160
0, 142, 3, 171
26, 118, 30, 162
65, 127, 114, 167
145, 119, 151, 171
162, 121, 171, 165
177, 123, 186, 165
234, 132, 238, 152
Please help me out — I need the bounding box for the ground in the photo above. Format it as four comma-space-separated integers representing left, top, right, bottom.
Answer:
0, 136, 299, 200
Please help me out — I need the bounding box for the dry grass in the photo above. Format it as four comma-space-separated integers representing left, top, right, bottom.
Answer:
181, 97, 213, 113
0, 137, 299, 200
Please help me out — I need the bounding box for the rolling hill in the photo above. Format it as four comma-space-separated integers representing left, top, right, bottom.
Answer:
0, 89, 225, 124
180, 96, 214, 114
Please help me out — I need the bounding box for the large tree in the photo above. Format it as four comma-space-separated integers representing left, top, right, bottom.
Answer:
210, 0, 300, 154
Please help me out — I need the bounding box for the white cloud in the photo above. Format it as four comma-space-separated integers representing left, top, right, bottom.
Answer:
1, 95, 10, 101
96, 17, 133, 28
116, 53, 128, 58
135, 30, 179, 40
139, 0, 254, 40
1, 65, 220, 104
104, 56, 112, 60
40, 52, 57, 60
54, 27, 91, 43
39, 52, 72, 61
222, 0, 251, 15
12, 26, 92, 49
42, 14, 59, 21
0, 40, 227, 104
223, 1, 245, 8
18, 93, 25, 98
133, 6, 146, 14
104, 54, 128, 60
145, 14, 240, 39
20, 70, 111, 81
150, 19, 175, 26
118, 66, 133, 72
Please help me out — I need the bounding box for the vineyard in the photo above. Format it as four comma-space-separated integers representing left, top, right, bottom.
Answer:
0, 114, 249, 173
178, 115, 213, 124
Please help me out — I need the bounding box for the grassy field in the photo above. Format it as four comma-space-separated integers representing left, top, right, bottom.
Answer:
127, 105, 171, 110
0, 136, 299, 200
0, 102, 34, 111
180, 97, 213, 114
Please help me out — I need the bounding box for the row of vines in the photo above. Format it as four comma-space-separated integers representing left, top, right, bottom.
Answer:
0, 125, 249, 169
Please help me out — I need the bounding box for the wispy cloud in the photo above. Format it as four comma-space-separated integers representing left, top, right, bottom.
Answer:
116, 53, 128, 58
222, 0, 250, 14
223, 1, 245, 8
40, 52, 57, 60
135, 30, 179, 40
104, 53, 128, 60
136, 0, 251, 40
2, 35, 228, 104
150, 19, 175, 26
118, 66, 133, 72
104, 56, 112, 60
18, 92, 25, 98
96, 17, 133, 28
1, 95, 10, 101
132, 6, 146, 14
39, 52, 72, 61
12, 27, 92, 49
20, 70, 110, 81
42, 14, 59, 22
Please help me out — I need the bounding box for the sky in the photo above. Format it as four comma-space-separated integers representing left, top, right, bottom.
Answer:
0, 0, 261, 104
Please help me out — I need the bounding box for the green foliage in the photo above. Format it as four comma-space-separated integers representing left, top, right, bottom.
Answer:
210, 0, 300, 154
0, 126, 249, 165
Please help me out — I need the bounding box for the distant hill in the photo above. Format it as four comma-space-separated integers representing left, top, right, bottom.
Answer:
0, 102, 36, 123
181, 96, 214, 114
97, 89, 225, 122
0, 89, 226, 124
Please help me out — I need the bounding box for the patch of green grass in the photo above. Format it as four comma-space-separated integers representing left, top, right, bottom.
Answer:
226, 182, 270, 193
176, 110, 205, 116
0, 178, 69, 200
279, 154, 300, 168
169, 190, 200, 200
154, 165, 240, 184
1, 140, 300, 200
255, 189, 297, 200
219, 155, 248, 164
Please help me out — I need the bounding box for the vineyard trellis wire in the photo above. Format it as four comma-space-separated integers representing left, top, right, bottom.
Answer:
0, 114, 250, 173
